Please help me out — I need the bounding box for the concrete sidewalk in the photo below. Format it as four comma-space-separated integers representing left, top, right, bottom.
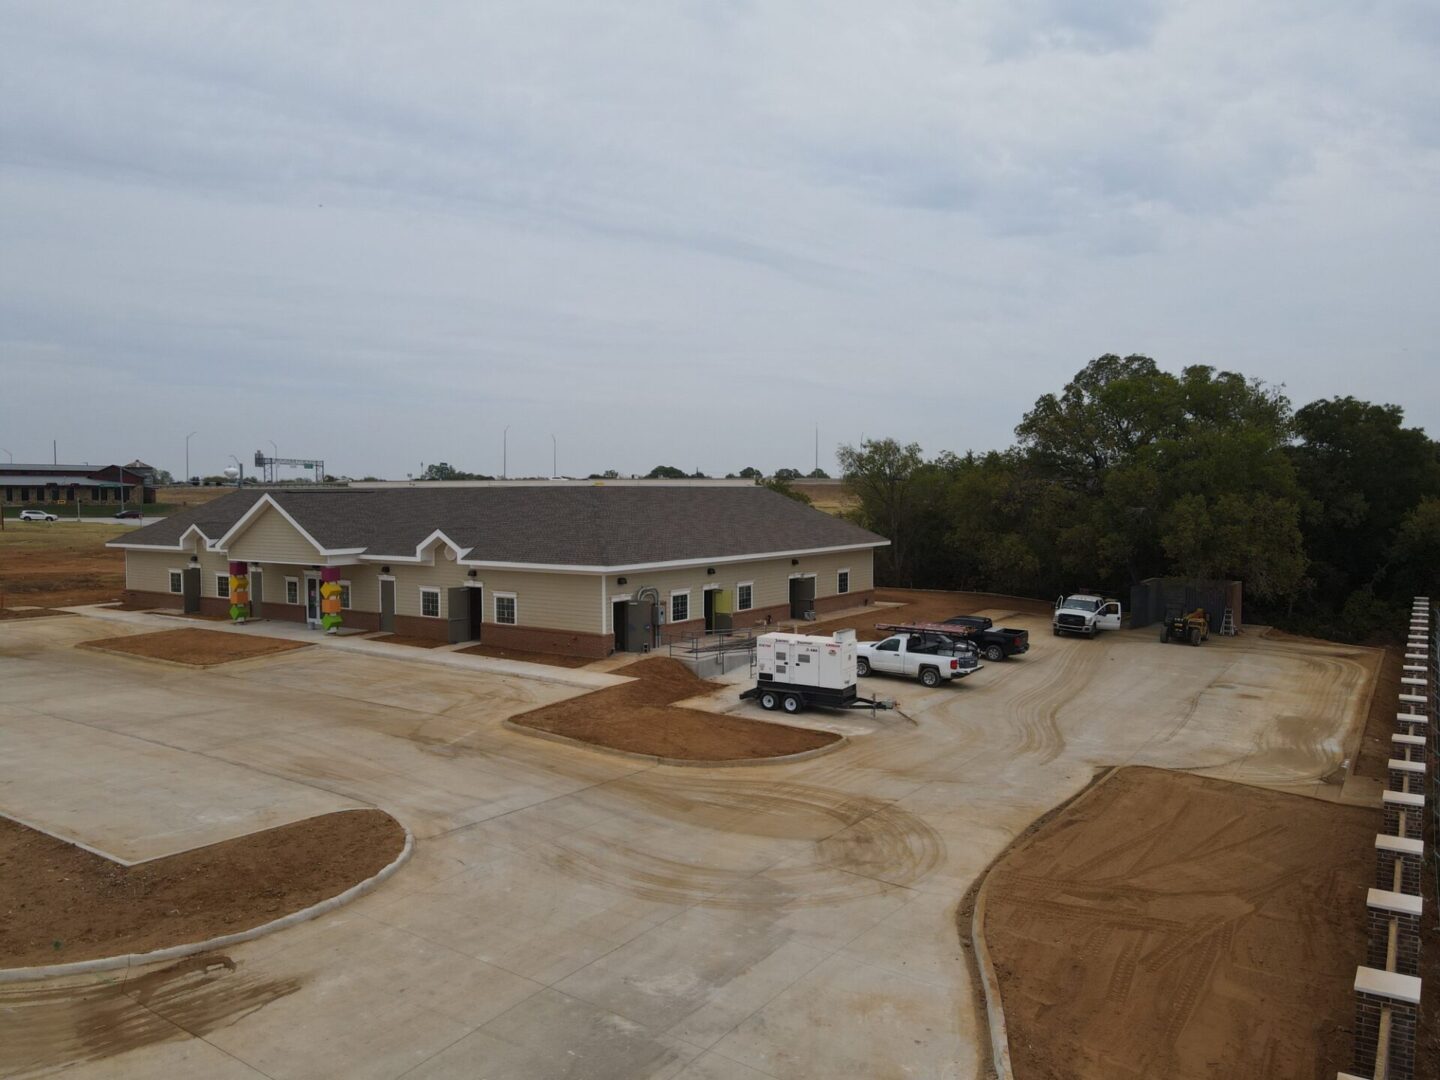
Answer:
59, 604, 629, 691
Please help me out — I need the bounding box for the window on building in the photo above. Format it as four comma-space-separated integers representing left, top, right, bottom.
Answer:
495, 592, 517, 624
421, 588, 441, 618
285, 578, 299, 605
670, 590, 689, 622
838, 569, 850, 595
339, 581, 351, 609
216, 574, 230, 599
169, 570, 182, 594
736, 582, 753, 611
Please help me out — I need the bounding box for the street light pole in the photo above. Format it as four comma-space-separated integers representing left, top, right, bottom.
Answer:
503, 426, 510, 480
185, 431, 197, 484
229, 454, 244, 489
551, 434, 557, 478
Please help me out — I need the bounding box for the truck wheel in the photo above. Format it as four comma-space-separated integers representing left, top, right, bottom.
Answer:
920, 667, 940, 688
759, 691, 779, 711
983, 644, 1004, 662
1052, 627, 1060, 637
781, 693, 803, 714
856, 657, 871, 677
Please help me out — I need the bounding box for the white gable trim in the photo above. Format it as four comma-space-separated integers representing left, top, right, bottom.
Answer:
107, 522, 218, 552
212, 494, 363, 557
366, 528, 472, 565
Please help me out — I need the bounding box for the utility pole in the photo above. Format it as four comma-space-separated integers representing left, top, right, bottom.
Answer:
814, 424, 819, 474
551, 434, 557, 478
52, 439, 57, 465
185, 431, 197, 485
503, 426, 510, 480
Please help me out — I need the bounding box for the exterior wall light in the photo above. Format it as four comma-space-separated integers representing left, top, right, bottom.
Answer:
706, 567, 715, 575
617, 576, 628, 586
467, 569, 477, 578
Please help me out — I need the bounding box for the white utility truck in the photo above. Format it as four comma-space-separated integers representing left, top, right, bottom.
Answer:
1052, 594, 1123, 638
739, 630, 893, 714
855, 623, 982, 687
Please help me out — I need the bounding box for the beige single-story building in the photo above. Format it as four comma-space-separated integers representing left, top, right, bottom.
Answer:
109, 484, 888, 657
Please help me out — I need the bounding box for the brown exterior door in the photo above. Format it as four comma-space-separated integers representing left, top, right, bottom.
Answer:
379, 579, 395, 632
182, 567, 201, 614
250, 569, 263, 618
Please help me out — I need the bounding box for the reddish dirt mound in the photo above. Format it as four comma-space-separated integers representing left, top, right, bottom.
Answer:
79, 628, 310, 666
457, 642, 593, 668
512, 656, 840, 761
980, 767, 1376, 1080
0, 810, 405, 968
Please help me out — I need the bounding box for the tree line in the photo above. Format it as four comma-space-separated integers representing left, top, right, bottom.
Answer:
838, 355, 1440, 642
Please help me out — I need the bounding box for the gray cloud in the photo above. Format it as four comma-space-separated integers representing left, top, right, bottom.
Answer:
1, 1, 1435, 479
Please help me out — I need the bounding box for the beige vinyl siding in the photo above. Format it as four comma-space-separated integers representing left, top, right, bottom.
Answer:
125, 550, 182, 593
386, 556, 602, 632
226, 508, 323, 564
124, 546, 230, 594
602, 549, 874, 632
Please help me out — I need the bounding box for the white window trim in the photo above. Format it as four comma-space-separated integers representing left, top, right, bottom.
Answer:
339, 579, 352, 610
419, 587, 442, 618
168, 569, 183, 594
670, 588, 691, 623
285, 577, 300, 605
837, 568, 851, 595
494, 591, 517, 625
215, 572, 230, 599
736, 581, 754, 611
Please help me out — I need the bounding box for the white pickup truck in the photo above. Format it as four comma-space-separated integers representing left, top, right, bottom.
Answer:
855, 629, 982, 687
1052, 594, 1123, 638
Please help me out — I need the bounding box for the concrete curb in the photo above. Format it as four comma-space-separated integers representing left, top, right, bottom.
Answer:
0, 824, 414, 984
501, 718, 848, 768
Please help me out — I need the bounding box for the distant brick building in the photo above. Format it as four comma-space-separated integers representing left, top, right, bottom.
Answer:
0, 463, 154, 505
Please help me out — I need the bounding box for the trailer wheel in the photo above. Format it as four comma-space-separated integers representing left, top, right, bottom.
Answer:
781, 693, 803, 714
984, 644, 1005, 662
919, 667, 940, 688
759, 690, 779, 711
856, 657, 870, 677
1188, 627, 1201, 646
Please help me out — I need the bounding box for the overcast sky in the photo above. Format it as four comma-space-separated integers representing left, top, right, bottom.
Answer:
2, 2, 1436, 480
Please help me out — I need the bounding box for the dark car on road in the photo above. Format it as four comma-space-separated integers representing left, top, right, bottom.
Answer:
943, 614, 1030, 661
113, 509, 142, 520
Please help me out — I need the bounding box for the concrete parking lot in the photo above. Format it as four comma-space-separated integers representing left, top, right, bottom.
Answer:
0, 610, 1376, 1079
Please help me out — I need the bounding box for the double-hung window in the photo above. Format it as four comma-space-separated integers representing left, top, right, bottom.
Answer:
838, 569, 850, 595
420, 588, 441, 618
285, 578, 299, 605
670, 590, 689, 623
494, 593, 517, 624
168, 570, 183, 594
339, 582, 352, 609
216, 573, 230, 599
736, 582, 753, 611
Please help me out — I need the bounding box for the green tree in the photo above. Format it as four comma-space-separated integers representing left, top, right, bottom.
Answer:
773, 467, 802, 480
838, 439, 925, 585
737, 466, 762, 479
806, 467, 831, 479
645, 465, 687, 479
761, 476, 812, 505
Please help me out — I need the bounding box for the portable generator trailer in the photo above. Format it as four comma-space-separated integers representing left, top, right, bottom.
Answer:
739, 630, 895, 715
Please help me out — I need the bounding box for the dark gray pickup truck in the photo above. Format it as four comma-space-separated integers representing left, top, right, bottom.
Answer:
942, 615, 1030, 661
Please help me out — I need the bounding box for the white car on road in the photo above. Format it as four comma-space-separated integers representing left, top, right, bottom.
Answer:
18, 509, 58, 522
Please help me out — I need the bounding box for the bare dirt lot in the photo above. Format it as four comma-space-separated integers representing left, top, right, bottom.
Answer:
810, 587, 1053, 640
0, 522, 127, 611
0, 810, 404, 969
511, 655, 841, 760
79, 628, 311, 666
1353, 642, 1404, 779
981, 766, 1377, 1080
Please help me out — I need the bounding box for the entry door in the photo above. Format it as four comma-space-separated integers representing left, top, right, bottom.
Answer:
182, 567, 201, 614
305, 577, 321, 626
467, 586, 483, 642
612, 600, 628, 651
789, 576, 815, 619
250, 569, 264, 618
379, 578, 396, 633
447, 587, 470, 644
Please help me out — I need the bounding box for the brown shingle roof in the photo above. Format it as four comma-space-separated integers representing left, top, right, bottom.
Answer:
113, 486, 886, 567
